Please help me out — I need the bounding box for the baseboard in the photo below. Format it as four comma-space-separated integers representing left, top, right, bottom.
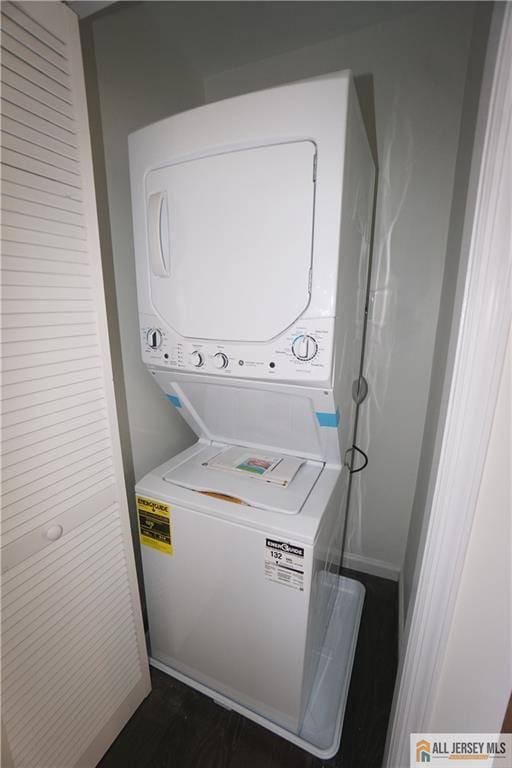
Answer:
342, 551, 400, 582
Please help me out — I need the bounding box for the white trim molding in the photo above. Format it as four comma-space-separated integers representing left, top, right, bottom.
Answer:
384, 5, 512, 766
342, 551, 400, 582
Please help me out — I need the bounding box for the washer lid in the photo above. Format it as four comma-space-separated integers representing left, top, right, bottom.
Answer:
163, 444, 322, 515
145, 141, 316, 342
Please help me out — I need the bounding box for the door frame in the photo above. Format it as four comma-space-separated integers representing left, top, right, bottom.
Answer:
384, 4, 511, 766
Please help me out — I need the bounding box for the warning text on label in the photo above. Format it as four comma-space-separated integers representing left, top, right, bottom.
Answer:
136, 495, 173, 555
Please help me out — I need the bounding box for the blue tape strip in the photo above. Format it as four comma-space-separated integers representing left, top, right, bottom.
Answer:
315, 408, 340, 427
167, 395, 182, 408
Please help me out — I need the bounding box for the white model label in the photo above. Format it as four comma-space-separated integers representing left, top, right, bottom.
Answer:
265, 538, 304, 591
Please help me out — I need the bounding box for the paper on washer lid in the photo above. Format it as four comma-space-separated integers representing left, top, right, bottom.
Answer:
162, 443, 322, 515
204, 446, 304, 487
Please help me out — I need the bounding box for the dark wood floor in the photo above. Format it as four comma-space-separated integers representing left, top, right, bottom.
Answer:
97, 569, 398, 768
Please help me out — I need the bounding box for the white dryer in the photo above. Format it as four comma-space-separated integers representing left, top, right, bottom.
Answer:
129, 71, 375, 758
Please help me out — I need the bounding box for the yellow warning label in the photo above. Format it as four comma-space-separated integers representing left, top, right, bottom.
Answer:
136, 495, 173, 555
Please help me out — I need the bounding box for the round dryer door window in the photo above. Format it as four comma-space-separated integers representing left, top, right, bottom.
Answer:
145, 141, 316, 342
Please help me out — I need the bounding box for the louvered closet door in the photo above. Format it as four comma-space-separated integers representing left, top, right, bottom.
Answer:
0, 3, 151, 767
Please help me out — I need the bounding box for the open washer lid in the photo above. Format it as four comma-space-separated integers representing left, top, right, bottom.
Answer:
163, 443, 322, 515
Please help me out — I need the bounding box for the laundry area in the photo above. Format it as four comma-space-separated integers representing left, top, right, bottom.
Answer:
1, 2, 509, 768
80, 0, 492, 620
127, 66, 374, 760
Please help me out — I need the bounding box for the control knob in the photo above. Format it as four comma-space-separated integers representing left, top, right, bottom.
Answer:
189, 351, 204, 368
146, 328, 163, 349
292, 334, 318, 361
213, 352, 229, 370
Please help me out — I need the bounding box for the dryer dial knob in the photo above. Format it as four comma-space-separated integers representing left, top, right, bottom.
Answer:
189, 351, 204, 368
292, 334, 318, 361
147, 328, 163, 349
213, 352, 229, 369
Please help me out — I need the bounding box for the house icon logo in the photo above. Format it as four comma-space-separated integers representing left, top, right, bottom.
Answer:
416, 739, 431, 762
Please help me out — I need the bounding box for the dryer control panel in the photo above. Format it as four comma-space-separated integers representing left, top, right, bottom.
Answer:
140, 314, 334, 383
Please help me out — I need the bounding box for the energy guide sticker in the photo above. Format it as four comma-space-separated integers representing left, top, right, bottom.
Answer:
137, 495, 173, 555
265, 538, 304, 591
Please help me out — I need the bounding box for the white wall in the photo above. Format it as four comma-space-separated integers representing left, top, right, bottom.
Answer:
205, 3, 476, 576
428, 328, 511, 731
83, 3, 202, 497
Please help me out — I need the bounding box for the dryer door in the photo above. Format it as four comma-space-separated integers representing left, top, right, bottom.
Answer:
145, 141, 316, 342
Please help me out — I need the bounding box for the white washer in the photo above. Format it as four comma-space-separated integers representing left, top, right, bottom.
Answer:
137, 443, 342, 730
130, 70, 374, 758
135, 443, 364, 757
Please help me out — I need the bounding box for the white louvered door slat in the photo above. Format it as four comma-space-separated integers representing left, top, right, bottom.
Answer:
1, 83, 75, 130
1, 31, 71, 86
2, 195, 85, 225
1, 255, 90, 275
2, 67, 74, 116
1, 146, 81, 187
1, 2, 68, 55
1, 101, 79, 149
1, 49, 72, 101
1, 131, 80, 173
1, 163, 83, 201
1, 119, 78, 158
0, 3, 151, 767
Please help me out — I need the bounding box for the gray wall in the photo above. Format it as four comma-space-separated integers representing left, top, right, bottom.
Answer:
82, 2, 203, 516
205, 3, 477, 576
402, 4, 493, 618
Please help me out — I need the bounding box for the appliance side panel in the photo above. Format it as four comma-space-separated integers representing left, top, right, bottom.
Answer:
299, 468, 349, 721
136, 495, 313, 733
333, 81, 376, 461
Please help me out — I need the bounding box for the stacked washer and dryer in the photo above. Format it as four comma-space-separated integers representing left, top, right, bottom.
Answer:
129, 71, 375, 758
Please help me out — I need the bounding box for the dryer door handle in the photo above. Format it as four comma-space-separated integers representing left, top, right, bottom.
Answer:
148, 191, 170, 277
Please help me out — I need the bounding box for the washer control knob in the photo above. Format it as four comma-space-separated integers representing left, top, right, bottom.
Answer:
189, 351, 204, 368
213, 352, 229, 369
146, 328, 163, 349
292, 334, 318, 361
